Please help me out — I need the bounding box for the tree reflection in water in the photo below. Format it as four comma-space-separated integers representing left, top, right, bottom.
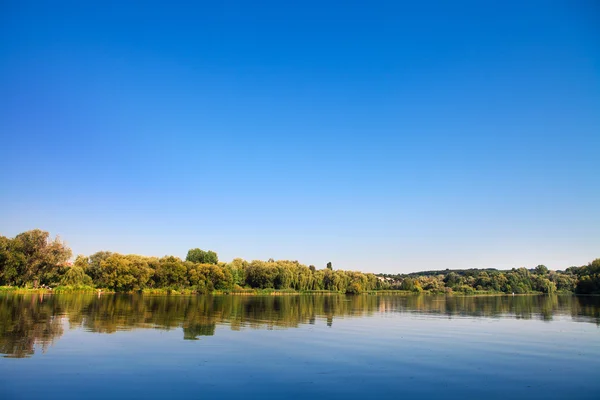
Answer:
0, 293, 598, 357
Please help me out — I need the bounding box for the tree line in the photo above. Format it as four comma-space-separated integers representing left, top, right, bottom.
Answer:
378, 261, 600, 295
0, 229, 384, 293
1, 229, 599, 294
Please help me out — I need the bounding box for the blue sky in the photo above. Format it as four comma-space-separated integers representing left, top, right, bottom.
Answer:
1, 1, 598, 273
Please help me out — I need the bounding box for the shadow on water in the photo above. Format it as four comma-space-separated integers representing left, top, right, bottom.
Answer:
0, 293, 598, 358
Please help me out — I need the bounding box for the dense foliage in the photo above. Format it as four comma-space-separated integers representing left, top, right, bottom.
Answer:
378, 265, 584, 294
186, 248, 218, 265
1, 229, 599, 294
0, 229, 72, 287
0, 230, 384, 293
567, 259, 600, 295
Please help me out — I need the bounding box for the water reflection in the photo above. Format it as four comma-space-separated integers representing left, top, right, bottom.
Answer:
0, 293, 598, 357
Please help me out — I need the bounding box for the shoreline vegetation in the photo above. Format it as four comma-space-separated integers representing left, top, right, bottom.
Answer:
1, 229, 599, 296
0, 286, 576, 296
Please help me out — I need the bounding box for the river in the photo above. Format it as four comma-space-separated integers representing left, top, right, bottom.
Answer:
0, 293, 598, 399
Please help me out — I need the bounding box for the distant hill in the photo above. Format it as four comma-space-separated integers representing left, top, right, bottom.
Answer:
378, 268, 500, 279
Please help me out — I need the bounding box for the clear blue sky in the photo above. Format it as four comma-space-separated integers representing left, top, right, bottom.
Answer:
1, 1, 599, 273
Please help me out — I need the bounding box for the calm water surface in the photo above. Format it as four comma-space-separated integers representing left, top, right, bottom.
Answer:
0, 294, 598, 399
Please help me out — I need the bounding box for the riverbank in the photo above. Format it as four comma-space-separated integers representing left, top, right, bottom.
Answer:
0, 285, 112, 294
0, 285, 575, 296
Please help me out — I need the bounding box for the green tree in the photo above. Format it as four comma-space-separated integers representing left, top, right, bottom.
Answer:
95, 254, 153, 291
534, 265, 549, 275
400, 278, 415, 291
550, 271, 576, 292
73, 254, 89, 270
0, 235, 23, 285
245, 261, 276, 289
443, 272, 461, 288
203, 264, 233, 290
346, 282, 362, 294
225, 258, 246, 286
186, 248, 219, 264
60, 266, 93, 286
153, 256, 188, 288
574, 259, 600, 294
86, 251, 112, 283
186, 248, 207, 263
5, 229, 72, 287
205, 250, 218, 265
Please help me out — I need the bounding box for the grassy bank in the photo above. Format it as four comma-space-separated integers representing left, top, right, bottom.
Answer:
0, 285, 112, 294
0, 285, 573, 296
0, 286, 54, 294
142, 288, 343, 295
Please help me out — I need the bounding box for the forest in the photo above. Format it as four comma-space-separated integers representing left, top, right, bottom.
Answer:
0, 229, 599, 294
